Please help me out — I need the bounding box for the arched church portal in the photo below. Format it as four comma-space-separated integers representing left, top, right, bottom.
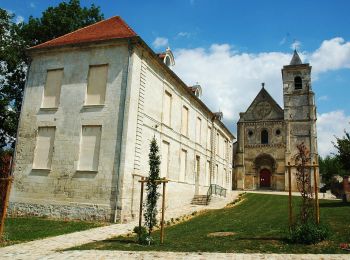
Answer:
254, 154, 276, 189
260, 169, 271, 188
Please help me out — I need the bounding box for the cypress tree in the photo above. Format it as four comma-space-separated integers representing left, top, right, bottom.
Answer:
144, 136, 161, 239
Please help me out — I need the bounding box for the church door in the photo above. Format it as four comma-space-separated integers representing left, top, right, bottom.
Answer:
260, 169, 271, 188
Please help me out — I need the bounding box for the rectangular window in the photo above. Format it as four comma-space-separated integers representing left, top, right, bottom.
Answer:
207, 126, 212, 150
42, 69, 63, 108
181, 106, 189, 136
163, 91, 172, 126
196, 117, 202, 144
206, 160, 211, 186
216, 133, 220, 155
78, 126, 102, 171
161, 141, 170, 178
224, 140, 227, 159
86, 64, 108, 105
179, 149, 187, 182
33, 127, 56, 169
223, 168, 227, 187
215, 164, 219, 184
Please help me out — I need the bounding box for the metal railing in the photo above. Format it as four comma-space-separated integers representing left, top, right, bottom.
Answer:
207, 184, 227, 198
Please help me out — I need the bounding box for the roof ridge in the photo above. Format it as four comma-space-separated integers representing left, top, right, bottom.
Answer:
116, 16, 137, 36
29, 16, 136, 50
30, 17, 113, 49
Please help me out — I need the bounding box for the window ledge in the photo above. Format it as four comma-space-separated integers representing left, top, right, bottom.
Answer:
32, 168, 51, 171
76, 170, 98, 173
40, 107, 58, 111
82, 104, 105, 109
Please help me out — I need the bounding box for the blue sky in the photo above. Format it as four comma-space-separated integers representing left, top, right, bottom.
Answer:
3, 0, 350, 156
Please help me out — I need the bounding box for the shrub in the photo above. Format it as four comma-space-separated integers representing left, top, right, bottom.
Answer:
289, 220, 329, 244
133, 226, 148, 245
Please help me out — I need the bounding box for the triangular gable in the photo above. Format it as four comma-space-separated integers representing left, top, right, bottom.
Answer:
240, 87, 284, 121
30, 16, 137, 50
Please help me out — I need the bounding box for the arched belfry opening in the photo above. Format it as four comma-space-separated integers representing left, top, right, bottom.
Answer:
294, 76, 302, 89
261, 129, 269, 144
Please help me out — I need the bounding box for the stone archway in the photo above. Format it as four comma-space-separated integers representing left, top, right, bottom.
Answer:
254, 154, 276, 189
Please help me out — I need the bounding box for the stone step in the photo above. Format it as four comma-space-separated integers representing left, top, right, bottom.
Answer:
191, 195, 211, 205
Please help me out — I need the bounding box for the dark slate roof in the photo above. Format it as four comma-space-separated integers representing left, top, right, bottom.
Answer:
290, 50, 302, 65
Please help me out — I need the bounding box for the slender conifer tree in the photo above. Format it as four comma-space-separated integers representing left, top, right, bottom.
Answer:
144, 136, 161, 237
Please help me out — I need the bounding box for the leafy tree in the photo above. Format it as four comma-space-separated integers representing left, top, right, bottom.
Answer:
334, 130, 350, 175
0, 9, 26, 151
0, 1, 104, 151
19, 0, 104, 47
319, 155, 345, 191
144, 137, 161, 241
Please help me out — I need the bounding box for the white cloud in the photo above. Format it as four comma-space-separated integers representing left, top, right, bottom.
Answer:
177, 32, 191, 38
279, 37, 287, 45
317, 111, 350, 157
152, 37, 169, 49
291, 40, 301, 50
174, 44, 290, 121
30, 2, 36, 8
309, 37, 350, 74
318, 95, 328, 101
15, 15, 24, 24
172, 37, 350, 156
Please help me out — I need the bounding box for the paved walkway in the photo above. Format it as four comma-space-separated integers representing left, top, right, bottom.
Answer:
42, 251, 350, 260
245, 190, 339, 200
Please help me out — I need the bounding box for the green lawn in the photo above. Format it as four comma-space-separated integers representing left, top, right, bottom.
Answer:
71, 193, 350, 254
1, 217, 104, 247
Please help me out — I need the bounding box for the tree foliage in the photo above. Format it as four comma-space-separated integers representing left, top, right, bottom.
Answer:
319, 155, 345, 190
334, 130, 350, 175
0, 1, 104, 151
0, 9, 26, 150
144, 137, 161, 239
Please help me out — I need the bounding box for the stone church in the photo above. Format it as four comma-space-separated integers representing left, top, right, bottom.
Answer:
233, 51, 318, 191
10, 16, 234, 222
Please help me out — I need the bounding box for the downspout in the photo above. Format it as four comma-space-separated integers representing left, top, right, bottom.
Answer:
112, 39, 133, 222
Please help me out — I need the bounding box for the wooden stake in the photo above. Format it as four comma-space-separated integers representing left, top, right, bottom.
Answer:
0, 177, 12, 240
313, 163, 320, 224
138, 177, 144, 240
288, 162, 293, 229
160, 181, 166, 244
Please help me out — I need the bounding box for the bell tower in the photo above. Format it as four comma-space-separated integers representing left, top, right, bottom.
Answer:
282, 50, 318, 189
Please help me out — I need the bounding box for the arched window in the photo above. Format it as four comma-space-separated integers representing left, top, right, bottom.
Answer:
294, 76, 302, 89
261, 129, 268, 144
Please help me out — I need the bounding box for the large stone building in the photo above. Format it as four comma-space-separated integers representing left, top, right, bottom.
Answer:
10, 17, 234, 222
233, 51, 318, 191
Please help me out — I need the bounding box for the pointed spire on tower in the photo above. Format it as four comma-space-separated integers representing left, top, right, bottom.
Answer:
290, 49, 302, 65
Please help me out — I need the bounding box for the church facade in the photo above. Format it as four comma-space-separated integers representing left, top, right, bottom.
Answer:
10, 16, 234, 222
233, 51, 318, 191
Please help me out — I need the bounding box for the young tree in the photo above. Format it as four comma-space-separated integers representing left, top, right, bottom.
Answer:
0, 1, 104, 151
144, 137, 161, 239
294, 142, 313, 223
